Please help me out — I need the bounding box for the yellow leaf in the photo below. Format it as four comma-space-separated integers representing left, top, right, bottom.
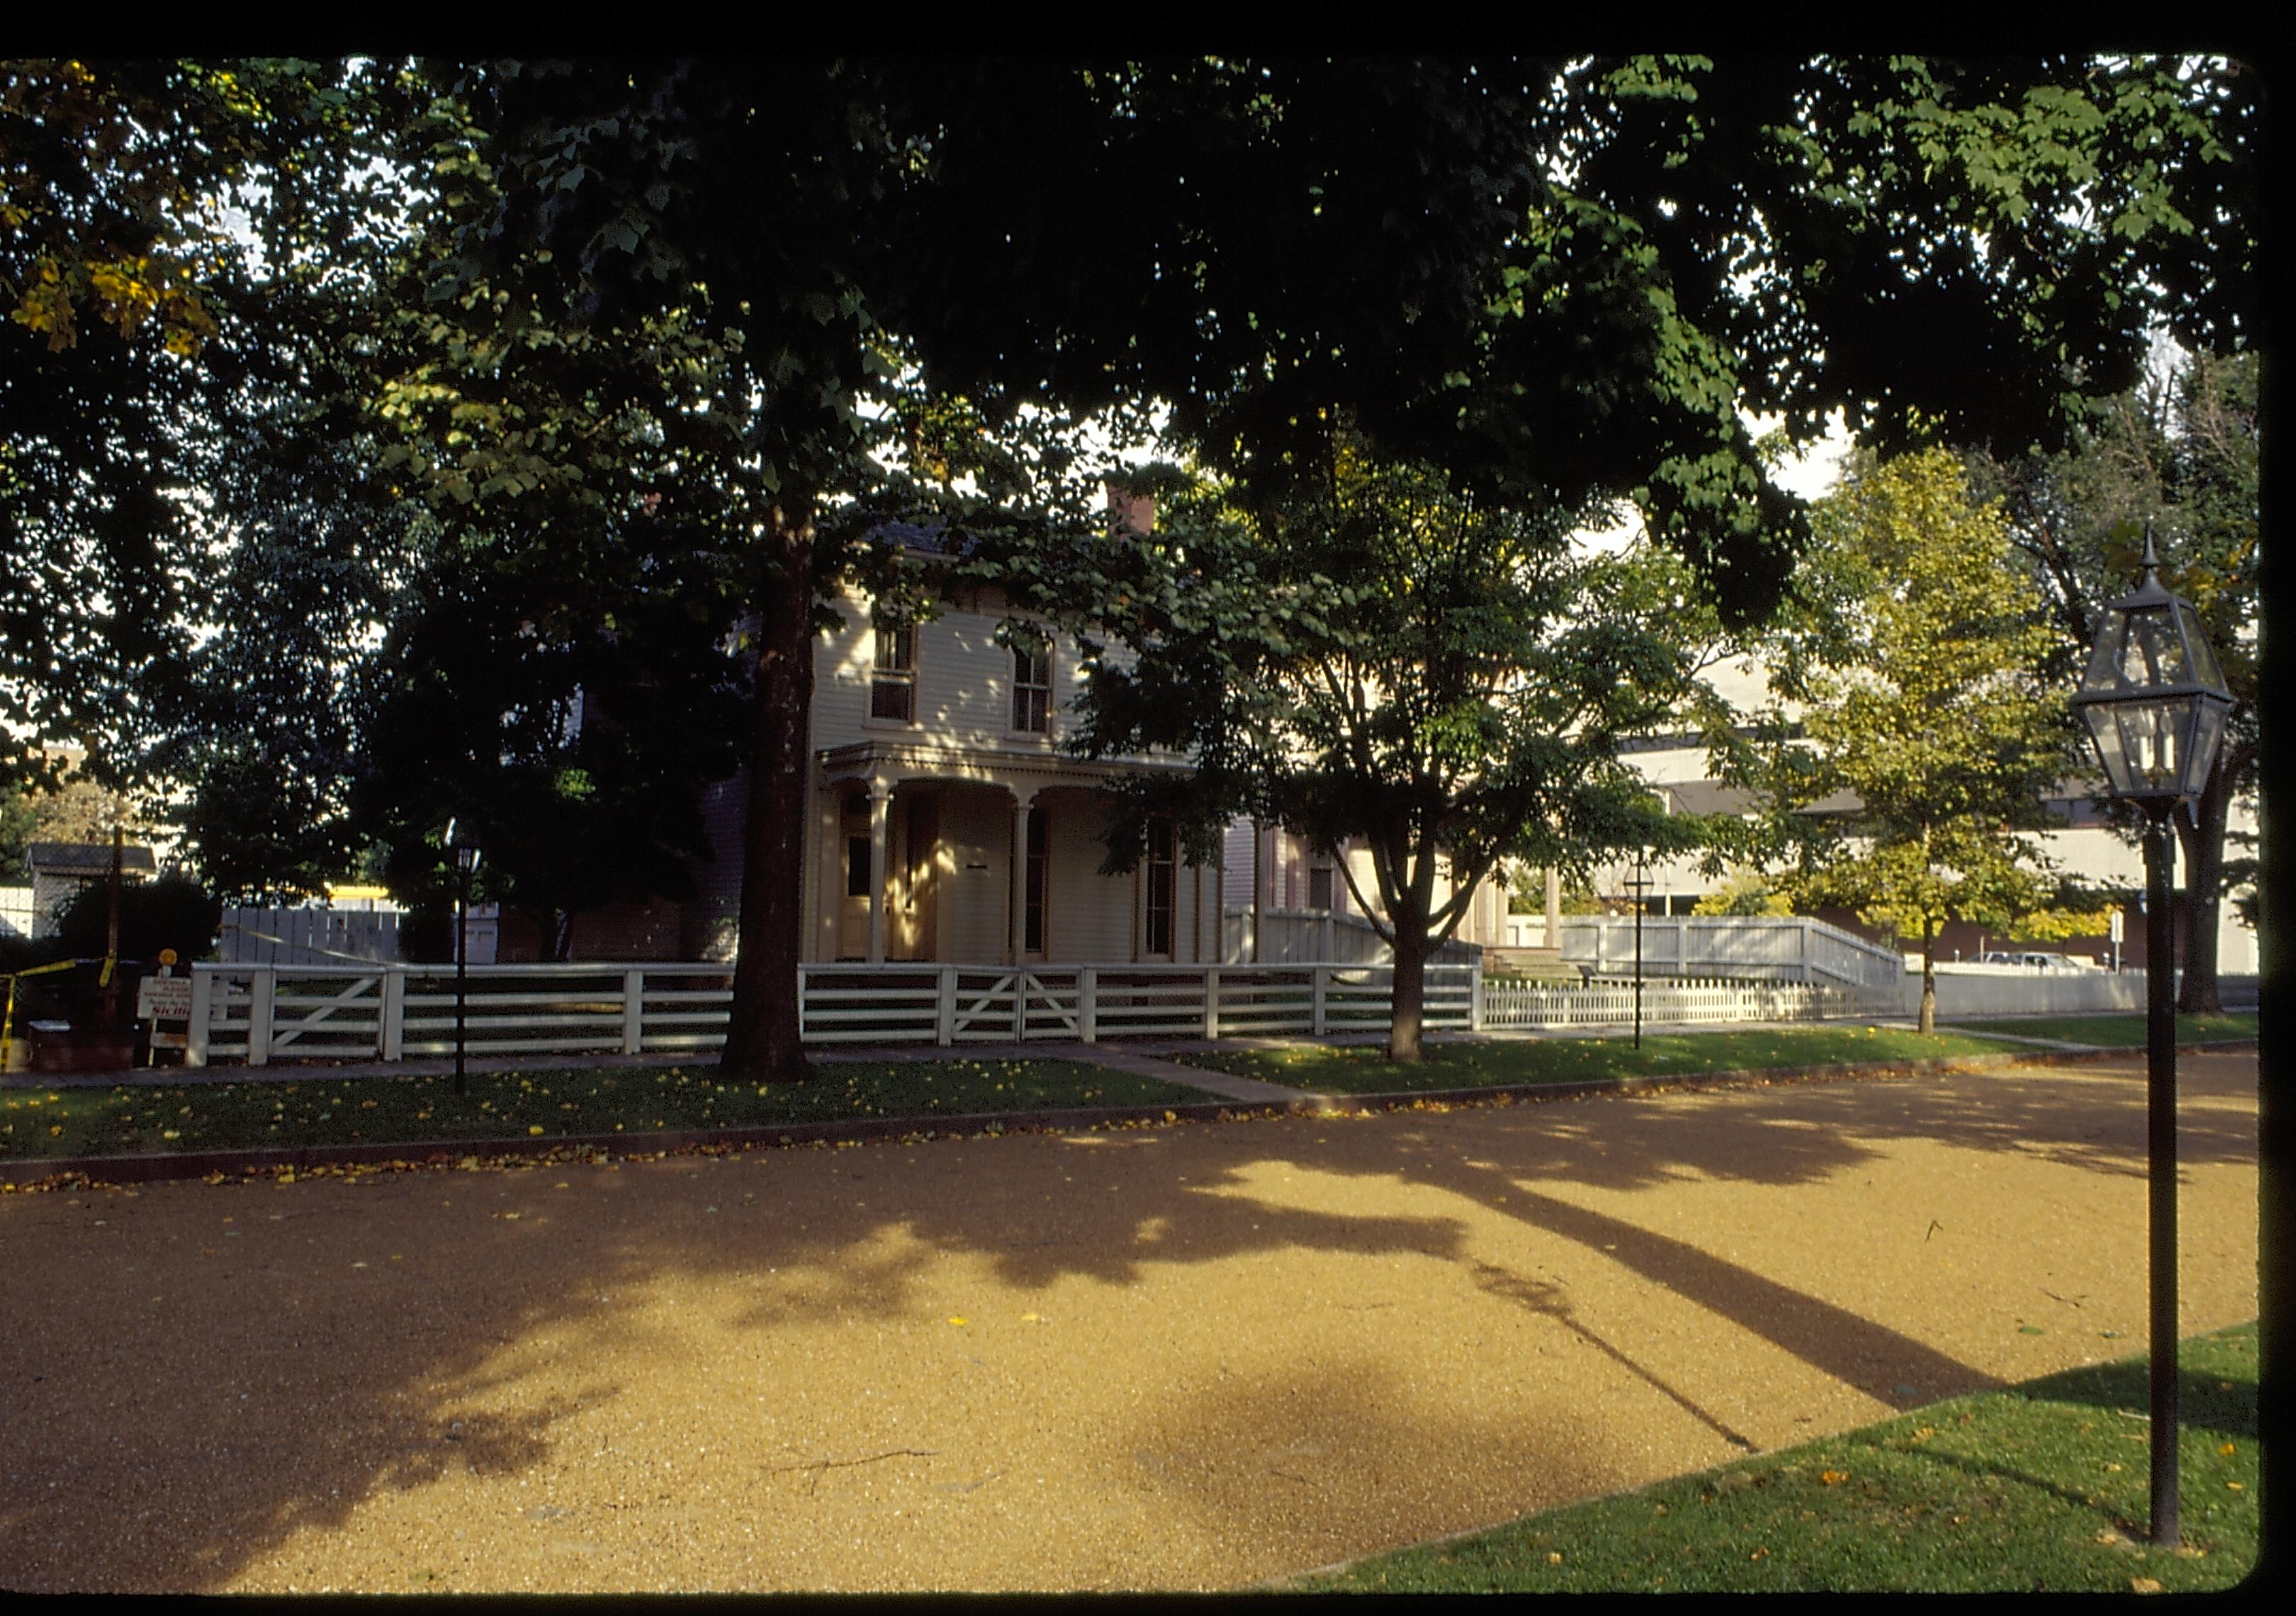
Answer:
2220, 1442, 2236, 1455
529, 1125, 545, 1135
948, 1316, 968, 1326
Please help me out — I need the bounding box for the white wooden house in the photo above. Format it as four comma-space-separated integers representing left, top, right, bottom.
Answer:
675, 500, 1219, 967
666, 495, 1514, 971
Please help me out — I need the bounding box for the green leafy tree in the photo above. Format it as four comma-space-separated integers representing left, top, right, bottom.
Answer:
1064, 444, 1715, 1060
350, 554, 749, 961
1, 59, 420, 795
9, 57, 2247, 1078
1730, 448, 2083, 1031
1692, 873, 1794, 917
1969, 349, 2259, 1008
52, 872, 221, 965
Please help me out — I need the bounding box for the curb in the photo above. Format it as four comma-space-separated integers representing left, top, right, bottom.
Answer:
0, 1038, 2256, 1191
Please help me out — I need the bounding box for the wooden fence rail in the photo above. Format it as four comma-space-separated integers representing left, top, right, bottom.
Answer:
177, 959, 1889, 1067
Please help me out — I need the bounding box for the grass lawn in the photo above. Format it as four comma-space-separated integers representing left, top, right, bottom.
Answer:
0, 1058, 1201, 1162
1954, 1011, 2258, 1048
1289, 1322, 2258, 1593
1174, 1026, 2018, 1096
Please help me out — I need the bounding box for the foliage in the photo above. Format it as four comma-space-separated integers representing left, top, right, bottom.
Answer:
0, 59, 420, 790
1693, 872, 1794, 917
0, 763, 147, 883
2, 56, 2255, 1073
1062, 439, 1724, 1058
1720, 448, 2081, 1030
349, 553, 750, 960
49, 872, 221, 963
1966, 348, 2258, 1006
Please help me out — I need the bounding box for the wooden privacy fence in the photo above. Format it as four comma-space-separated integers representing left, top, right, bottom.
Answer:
181, 962, 1481, 1067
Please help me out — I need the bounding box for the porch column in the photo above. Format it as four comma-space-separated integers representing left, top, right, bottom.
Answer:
1544, 865, 1561, 950
866, 781, 891, 965
1009, 794, 1035, 965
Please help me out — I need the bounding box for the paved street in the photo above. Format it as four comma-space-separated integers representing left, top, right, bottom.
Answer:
0, 1050, 2260, 1593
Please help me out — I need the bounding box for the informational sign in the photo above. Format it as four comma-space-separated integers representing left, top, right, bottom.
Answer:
137, 975, 193, 1022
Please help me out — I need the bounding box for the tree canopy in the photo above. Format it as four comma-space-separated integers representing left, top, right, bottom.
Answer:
1968, 347, 2258, 1007
1723, 447, 2088, 1031
1, 55, 2257, 1067
1057, 439, 1716, 1058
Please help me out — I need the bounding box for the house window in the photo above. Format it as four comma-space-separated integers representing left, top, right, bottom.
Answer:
846, 835, 872, 898
1307, 862, 1334, 911
1023, 809, 1048, 955
1012, 642, 1051, 734
1145, 819, 1176, 956
870, 626, 916, 722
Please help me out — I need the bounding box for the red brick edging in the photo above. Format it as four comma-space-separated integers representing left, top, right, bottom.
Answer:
0, 1039, 2253, 1191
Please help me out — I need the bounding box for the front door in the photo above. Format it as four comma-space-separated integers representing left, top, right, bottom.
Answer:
837, 795, 871, 960
896, 792, 938, 960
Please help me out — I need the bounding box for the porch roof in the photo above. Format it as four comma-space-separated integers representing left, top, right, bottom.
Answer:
815, 739, 1192, 796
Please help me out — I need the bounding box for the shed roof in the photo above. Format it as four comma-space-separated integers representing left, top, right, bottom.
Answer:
24, 841, 158, 874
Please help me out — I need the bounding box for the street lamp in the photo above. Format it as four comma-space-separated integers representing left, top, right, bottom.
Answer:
2066, 529, 2232, 1549
1622, 847, 1652, 1050
446, 818, 483, 1096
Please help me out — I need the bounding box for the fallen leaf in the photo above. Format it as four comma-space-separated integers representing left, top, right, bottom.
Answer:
1750, 1547, 1769, 1561
949, 1317, 967, 1327
1821, 1471, 1849, 1485
2220, 1442, 2236, 1455
2131, 1578, 2163, 1594
1546, 1552, 1563, 1565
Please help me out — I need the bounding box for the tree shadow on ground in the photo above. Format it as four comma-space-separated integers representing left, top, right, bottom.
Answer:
0, 1053, 2253, 1591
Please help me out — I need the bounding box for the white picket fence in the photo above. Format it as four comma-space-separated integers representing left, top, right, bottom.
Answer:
1481, 975, 1867, 1030
179, 961, 1483, 1067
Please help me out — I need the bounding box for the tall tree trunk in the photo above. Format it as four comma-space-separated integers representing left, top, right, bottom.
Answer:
1387, 909, 1428, 1062
2175, 758, 2236, 1014
720, 512, 817, 1084
1918, 920, 1937, 1035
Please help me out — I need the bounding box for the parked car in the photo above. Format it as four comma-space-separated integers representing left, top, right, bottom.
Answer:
1974, 951, 2098, 972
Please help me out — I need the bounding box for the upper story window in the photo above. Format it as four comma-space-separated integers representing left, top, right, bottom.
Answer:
870, 626, 916, 722
1012, 641, 1052, 734
1307, 862, 1334, 911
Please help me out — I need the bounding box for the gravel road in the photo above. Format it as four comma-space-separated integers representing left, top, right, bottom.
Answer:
0, 1050, 2258, 1593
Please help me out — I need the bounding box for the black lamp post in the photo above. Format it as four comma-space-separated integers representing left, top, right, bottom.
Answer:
1623, 848, 1652, 1050
2066, 530, 2232, 1549
446, 819, 483, 1096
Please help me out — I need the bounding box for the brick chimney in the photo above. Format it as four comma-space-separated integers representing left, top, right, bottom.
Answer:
1105, 483, 1156, 537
